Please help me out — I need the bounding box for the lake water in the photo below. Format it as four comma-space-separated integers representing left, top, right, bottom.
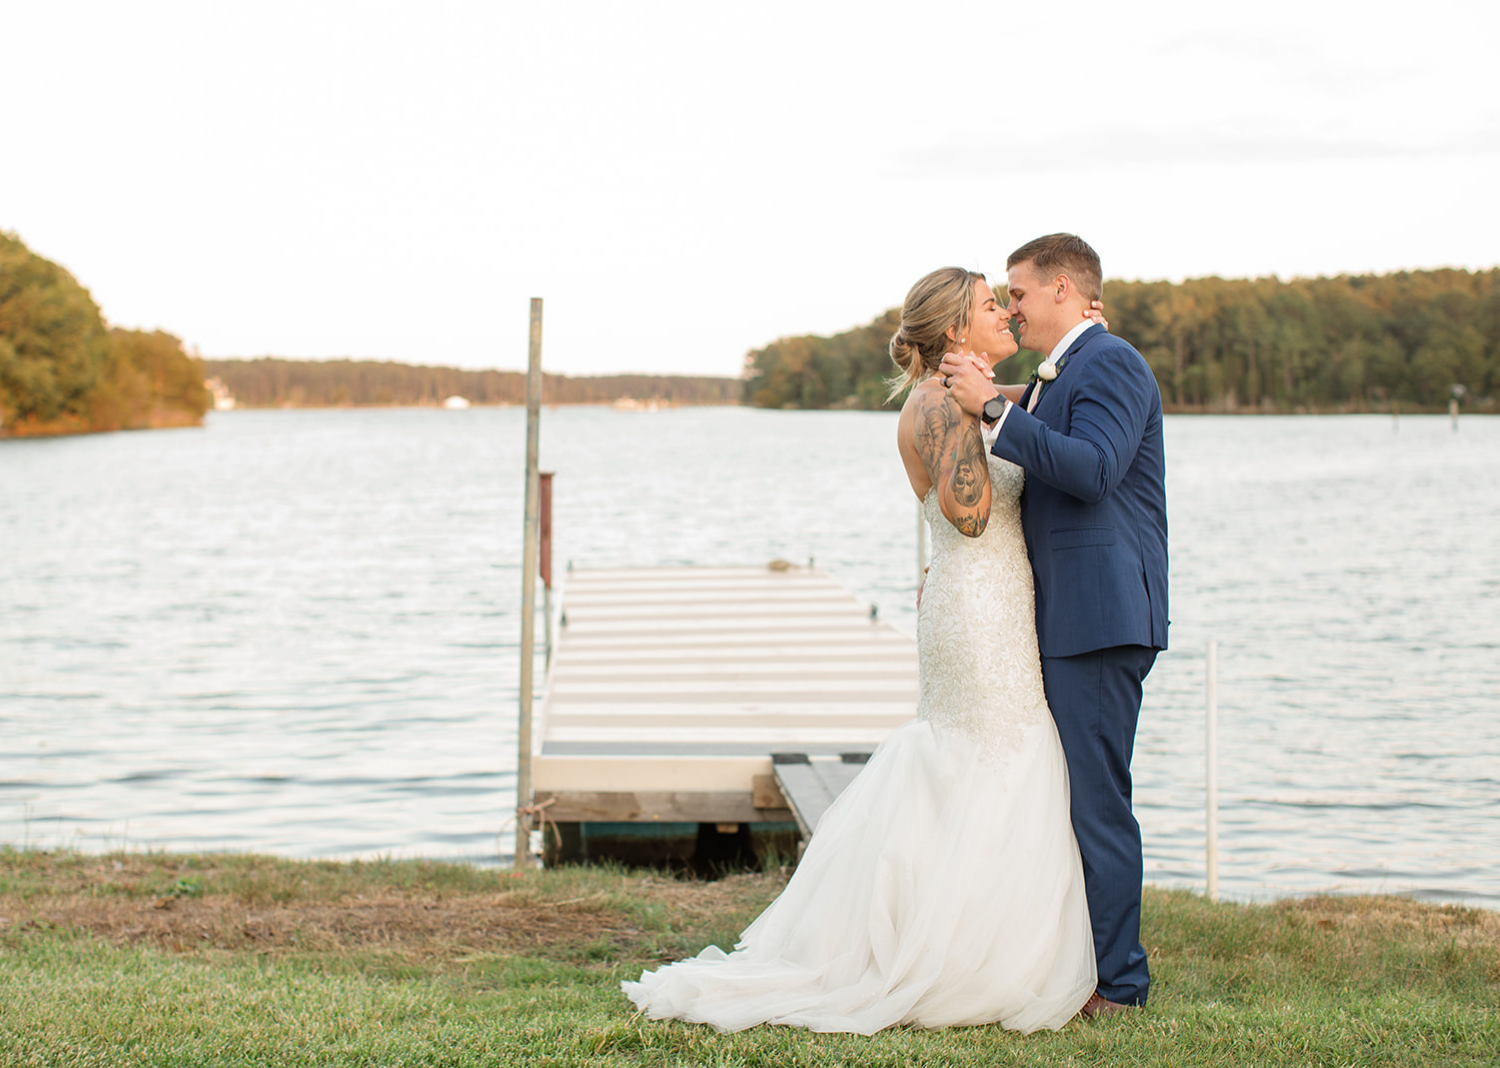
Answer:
2, 408, 1497, 907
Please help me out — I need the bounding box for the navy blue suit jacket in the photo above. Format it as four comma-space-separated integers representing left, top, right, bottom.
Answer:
991, 324, 1168, 659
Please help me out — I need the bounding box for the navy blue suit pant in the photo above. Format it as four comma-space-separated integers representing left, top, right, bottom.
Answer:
1041, 644, 1157, 1006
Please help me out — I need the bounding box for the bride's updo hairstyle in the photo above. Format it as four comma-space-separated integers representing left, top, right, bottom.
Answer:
887, 267, 985, 400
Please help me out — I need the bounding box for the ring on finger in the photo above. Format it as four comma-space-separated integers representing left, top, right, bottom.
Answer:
943, 375, 952, 388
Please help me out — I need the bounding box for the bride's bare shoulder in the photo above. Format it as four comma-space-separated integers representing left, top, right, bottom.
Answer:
900, 378, 962, 444
898, 378, 950, 498
899, 377, 950, 424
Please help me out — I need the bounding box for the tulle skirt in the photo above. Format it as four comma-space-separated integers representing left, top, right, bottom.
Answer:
621, 715, 1096, 1034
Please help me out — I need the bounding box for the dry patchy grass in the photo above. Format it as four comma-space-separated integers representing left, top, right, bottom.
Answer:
0, 849, 786, 966
1283, 893, 1500, 948
2, 851, 1498, 1067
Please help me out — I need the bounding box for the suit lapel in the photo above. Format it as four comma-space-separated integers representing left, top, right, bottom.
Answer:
1031, 324, 1101, 414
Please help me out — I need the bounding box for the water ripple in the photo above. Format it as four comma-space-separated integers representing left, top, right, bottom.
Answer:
2, 408, 1497, 904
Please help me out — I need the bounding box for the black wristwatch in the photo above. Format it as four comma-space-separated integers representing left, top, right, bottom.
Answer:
981, 395, 1007, 426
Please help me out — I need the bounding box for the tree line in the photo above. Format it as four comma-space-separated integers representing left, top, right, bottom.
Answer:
202, 358, 742, 408
744, 268, 1500, 413
0, 232, 209, 437
10, 226, 1491, 431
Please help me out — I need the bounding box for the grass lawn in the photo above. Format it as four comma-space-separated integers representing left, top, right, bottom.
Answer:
2, 849, 1497, 1066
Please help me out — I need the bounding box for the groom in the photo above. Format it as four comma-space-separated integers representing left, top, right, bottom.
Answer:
940, 234, 1168, 1013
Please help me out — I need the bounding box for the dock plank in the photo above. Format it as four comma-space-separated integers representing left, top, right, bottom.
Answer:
532, 566, 917, 838
771, 754, 872, 838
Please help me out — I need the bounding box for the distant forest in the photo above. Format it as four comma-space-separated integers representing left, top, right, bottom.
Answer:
745, 268, 1500, 413
203, 358, 742, 408
11, 235, 1491, 431
0, 232, 209, 437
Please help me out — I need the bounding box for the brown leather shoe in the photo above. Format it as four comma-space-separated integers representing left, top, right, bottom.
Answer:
1079, 992, 1134, 1019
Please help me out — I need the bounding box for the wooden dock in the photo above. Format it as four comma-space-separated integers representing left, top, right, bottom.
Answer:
530, 565, 917, 866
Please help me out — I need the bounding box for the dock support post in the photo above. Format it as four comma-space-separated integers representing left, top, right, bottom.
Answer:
516, 298, 543, 870
1205, 639, 1219, 901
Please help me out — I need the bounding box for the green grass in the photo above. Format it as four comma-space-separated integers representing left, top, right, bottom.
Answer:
2, 848, 1497, 1066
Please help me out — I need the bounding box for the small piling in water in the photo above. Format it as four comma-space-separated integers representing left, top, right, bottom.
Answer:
1205, 639, 1219, 901
540, 471, 554, 670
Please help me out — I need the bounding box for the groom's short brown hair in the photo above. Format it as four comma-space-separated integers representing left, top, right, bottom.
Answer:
1007, 233, 1103, 302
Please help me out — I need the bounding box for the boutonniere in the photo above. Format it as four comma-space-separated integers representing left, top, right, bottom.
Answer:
1028, 354, 1068, 386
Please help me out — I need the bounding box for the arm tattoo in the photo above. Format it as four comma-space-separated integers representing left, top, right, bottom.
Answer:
951, 421, 987, 508
954, 513, 985, 537
914, 391, 959, 482
913, 389, 989, 537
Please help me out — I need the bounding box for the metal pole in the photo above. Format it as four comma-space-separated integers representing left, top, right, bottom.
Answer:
915, 500, 928, 589
516, 298, 543, 870
1450, 397, 1459, 432
542, 587, 552, 673
540, 472, 554, 671
1205, 639, 1219, 901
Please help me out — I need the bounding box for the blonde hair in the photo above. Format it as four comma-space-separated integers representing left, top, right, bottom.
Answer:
887, 267, 985, 400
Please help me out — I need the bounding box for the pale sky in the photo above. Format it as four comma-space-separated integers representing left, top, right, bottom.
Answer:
4, 0, 1497, 377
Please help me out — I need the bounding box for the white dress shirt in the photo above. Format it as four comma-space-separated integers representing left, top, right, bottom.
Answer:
983, 318, 1094, 446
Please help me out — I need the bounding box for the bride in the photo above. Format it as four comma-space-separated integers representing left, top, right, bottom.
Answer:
621, 267, 1099, 1034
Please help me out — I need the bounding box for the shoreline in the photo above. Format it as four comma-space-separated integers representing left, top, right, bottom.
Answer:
209, 403, 1492, 417
4, 403, 1490, 442
178, 403, 1500, 416
0, 409, 205, 441
5, 844, 1496, 914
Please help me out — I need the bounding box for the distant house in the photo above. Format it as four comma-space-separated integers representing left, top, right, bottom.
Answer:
611, 395, 663, 411
205, 377, 236, 411
443, 396, 471, 410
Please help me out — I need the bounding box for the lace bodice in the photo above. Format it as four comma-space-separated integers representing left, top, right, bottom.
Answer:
917, 454, 1051, 762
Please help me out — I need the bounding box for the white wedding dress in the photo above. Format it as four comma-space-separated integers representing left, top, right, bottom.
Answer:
621, 453, 1096, 1034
